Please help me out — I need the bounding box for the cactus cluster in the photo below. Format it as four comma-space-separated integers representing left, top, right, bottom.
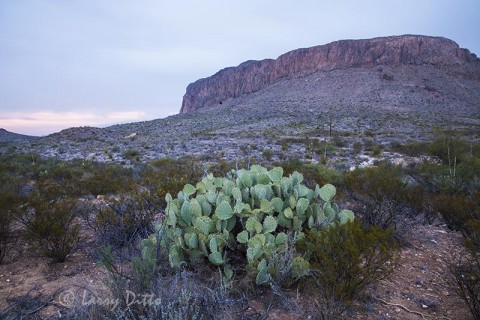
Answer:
156, 165, 354, 284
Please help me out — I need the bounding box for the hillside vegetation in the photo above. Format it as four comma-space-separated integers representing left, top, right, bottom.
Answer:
0, 135, 479, 319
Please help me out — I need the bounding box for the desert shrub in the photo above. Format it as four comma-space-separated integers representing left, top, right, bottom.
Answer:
0, 192, 16, 263
391, 141, 429, 156
0, 153, 39, 175
274, 159, 343, 189
364, 130, 375, 137
62, 270, 236, 320
428, 136, 480, 165
303, 164, 343, 189
296, 220, 397, 301
382, 73, 394, 80
312, 141, 335, 156
19, 195, 81, 262
372, 145, 382, 157
352, 141, 362, 154
345, 163, 410, 238
35, 159, 82, 181
92, 191, 158, 249
0, 213, 12, 264
412, 155, 480, 196
262, 148, 273, 161
402, 185, 435, 223
363, 139, 375, 151
445, 195, 480, 319
140, 157, 203, 208
3, 156, 135, 198
412, 161, 457, 194
0, 154, 41, 198
345, 163, 406, 201
275, 158, 303, 175
332, 137, 347, 148
465, 217, 480, 252
396, 138, 479, 196
206, 157, 258, 178
430, 194, 479, 232
451, 255, 480, 320
456, 157, 480, 196
302, 294, 348, 320
0, 284, 62, 319
450, 224, 480, 320
81, 163, 134, 196
123, 148, 140, 161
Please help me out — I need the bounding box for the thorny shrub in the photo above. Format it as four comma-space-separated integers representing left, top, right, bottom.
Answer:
91, 191, 159, 249
345, 163, 411, 238
19, 194, 81, 263
140, 157, 203, 208
450, 225, 480, 320
296, 220, 397, 302
0, 192, 16, 263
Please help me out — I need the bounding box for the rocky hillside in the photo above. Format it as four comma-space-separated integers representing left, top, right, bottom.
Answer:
2, 35, 479, 168
0, 128, 39, 144
180, 35, 480, 114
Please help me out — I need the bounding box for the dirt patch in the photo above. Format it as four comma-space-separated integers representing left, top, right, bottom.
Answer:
355, 223, 472, 320
242, 223, 472, 319
0, 221, 107, 318
0, 220, 473, 319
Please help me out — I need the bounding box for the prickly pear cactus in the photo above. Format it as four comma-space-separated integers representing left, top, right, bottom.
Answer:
153, 165, 354, 284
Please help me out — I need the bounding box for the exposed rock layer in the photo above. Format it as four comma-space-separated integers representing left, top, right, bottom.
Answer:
180, 35, 480, 114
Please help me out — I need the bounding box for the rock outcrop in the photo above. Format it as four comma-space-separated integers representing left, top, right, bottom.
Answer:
180, 35, 480, 114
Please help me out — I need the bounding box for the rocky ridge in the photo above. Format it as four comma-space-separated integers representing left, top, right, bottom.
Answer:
0, 128, 39, 144
1, 35, 480, 168
180, 35, 480, 114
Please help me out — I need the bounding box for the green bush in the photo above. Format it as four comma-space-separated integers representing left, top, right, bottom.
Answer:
391, 141, 429, 156
464, 217, 480, 253
451, 255, 480, 320
372, 145, 382, 157
450, 223, 480, 320
345, 164, 410, 238
296, 220, 397, 301
332, 137, 347, 148
346, 164, 405, 203
20, 196, 81, 262
140, 157, 203, 208
274, 158, 303, 176
274, 159, 343, 189
123, 149, 140, 161
428, 136, 480, 165
430, 194, 479, 233
262, 148, 273, 161
93, 191, 157, 248
81, 163, 134, 196
0, 155, 135, 198
445, 194, 480, 320
0, 192, 16, 263
352, 142, 362, 154
412, 154, 480, 196
455, 157, 480, 196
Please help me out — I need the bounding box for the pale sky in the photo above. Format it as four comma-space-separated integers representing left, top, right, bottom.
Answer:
1, 0, 479, 136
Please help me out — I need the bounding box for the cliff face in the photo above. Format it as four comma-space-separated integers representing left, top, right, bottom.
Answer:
180, 35, 480, 114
